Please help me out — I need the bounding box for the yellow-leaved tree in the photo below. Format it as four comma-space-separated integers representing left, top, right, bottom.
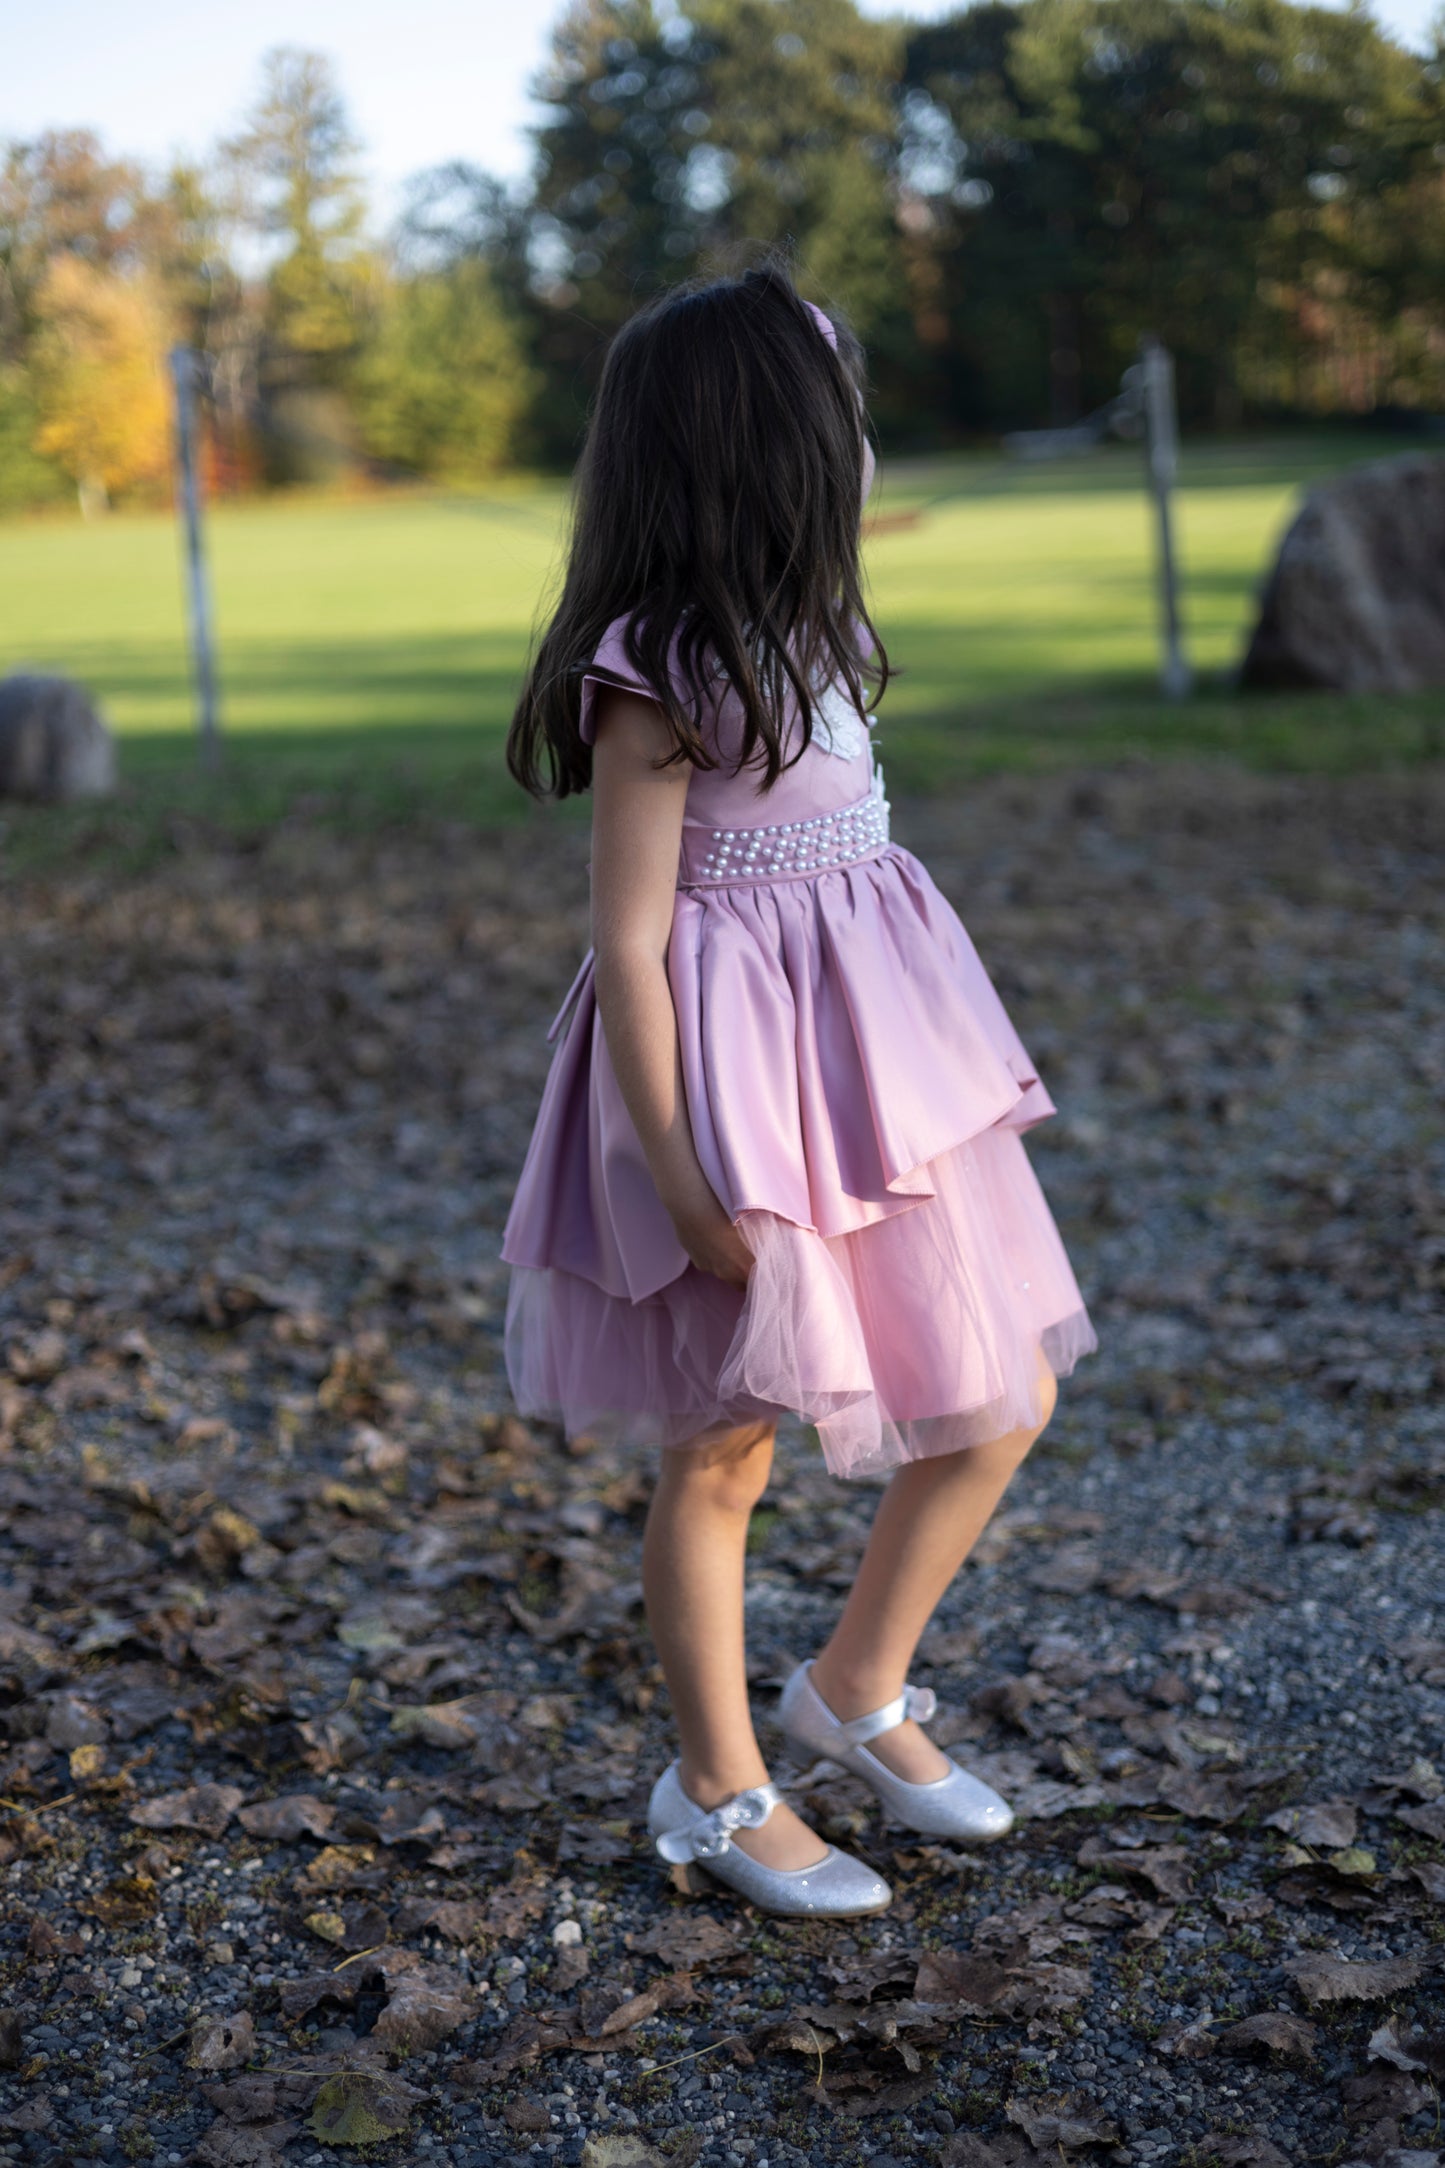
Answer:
30, 255, 173, 514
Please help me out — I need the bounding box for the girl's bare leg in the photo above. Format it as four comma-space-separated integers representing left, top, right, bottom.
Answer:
642, 1420, 829, 1870
808, 1362, 1059, 1784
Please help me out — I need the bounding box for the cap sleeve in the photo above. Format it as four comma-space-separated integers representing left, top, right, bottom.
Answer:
579, 616, 667, 746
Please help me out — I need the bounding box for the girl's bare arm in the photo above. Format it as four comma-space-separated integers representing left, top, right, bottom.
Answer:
589, 686, 753, 1288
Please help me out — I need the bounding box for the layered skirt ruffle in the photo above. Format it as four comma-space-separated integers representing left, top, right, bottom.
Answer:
501, 845, 1095, 1481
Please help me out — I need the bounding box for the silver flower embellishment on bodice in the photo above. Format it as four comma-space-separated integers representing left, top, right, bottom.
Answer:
811, 680, 867, 760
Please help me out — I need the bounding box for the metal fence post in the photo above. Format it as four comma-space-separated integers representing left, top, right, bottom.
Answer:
1138, 336, 1191, 700
169, 347, 222, 772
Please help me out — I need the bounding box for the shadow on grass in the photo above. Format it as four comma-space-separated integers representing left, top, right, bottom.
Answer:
4, 676, 1444, 880
5, 631, 532, 740
0, 723, 577, 879
881, 681, 1445, 791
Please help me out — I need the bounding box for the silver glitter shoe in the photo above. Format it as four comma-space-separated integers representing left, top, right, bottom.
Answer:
779, 1659, 1015, 1842
646, 1761, 892, 1917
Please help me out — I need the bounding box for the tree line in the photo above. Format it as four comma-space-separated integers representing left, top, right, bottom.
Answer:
3, 0, 1443, 513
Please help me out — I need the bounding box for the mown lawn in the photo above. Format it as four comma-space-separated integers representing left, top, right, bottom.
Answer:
2, 431, 1441, 863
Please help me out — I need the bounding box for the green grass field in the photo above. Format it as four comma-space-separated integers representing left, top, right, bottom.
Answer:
2, 431, 1442, 859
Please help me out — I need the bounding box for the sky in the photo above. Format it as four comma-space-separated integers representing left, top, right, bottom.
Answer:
4, 0, 1439, 227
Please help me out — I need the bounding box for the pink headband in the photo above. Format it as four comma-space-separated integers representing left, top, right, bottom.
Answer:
804, 300, 838, 352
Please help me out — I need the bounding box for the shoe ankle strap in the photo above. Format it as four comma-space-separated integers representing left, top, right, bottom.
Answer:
654, 1780, 783, 1864
834, 1681, 937, 1749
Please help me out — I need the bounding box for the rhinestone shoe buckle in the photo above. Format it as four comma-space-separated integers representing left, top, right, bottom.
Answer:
656, 1783, 778, 1863
903, 1684, 937, 1725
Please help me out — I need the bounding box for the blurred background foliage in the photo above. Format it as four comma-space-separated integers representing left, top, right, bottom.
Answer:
3, 0, 1445, 515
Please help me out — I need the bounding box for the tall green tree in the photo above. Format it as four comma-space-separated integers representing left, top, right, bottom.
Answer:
353, 262, 536, 479
523, 0, 913, 454
904, 0, 1435, 430
0, 363, 64, 511
222, 47, 370, 378
686, 0, 907, 339
524, 0, 714, 455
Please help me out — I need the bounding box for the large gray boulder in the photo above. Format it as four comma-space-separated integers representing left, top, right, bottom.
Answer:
0, 674, 117, 803
1241, 451, 1445, 692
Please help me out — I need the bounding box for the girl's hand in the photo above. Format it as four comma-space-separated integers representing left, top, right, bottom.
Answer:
667, 1187, 754, 1289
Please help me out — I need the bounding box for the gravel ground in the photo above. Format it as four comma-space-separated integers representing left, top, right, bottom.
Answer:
0, 761, 1441, 2168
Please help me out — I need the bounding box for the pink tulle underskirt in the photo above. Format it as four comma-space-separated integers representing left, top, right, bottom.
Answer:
504, 1123, 1096, 1481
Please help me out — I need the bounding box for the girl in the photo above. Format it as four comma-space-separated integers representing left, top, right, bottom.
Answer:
502, 262, 1095, 1918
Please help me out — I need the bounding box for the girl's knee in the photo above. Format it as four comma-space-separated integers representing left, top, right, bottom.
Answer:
658, 1421, 774, 1513
1008, 1362, 1057, 1467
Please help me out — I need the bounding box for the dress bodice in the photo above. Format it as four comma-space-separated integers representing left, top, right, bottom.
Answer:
579, 615, 885, 855
680, 675, 879, 833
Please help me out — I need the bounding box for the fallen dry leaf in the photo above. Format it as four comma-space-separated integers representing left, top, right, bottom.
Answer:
578, 2136, 671, 2168
195, 2121, 300, 2168
67, 1741, 106, 1784
941, 2140, 1033, 2168
84, 1872, 159, 1926
1342, 2066, 1434, 2130
189, 2010, 257, 2071
0, 2098, 54, 2134
1368, 2019, 1431, 2072
1263, 1798, 1359, 1848
912, 1948, 1089, 2017
1366, 2022, 1445, 2078
1027, 1546, 1103, 1595
626, 1914, 739, 1968
1287, 1954, 1425, 2005
204, 2070, 334, 2125
294, 1843, 385, 1894
1216, 2011, 1318, 2061
1154, 2010, 1218, 2060
1396, 1636, 1445, 1685
838, 2072, 939, 2121
369, 1953, 477, 2053
1408, 1861, 1445, 1904
130, 1783, 244, 1837
390, 1895, 490, 1943
307, 2070, 423, 2146
503, 2098, 552, 2133
236, 1794, 335, 1842
913, 1950, 1016, 2009
1005, 2095, 1121, 2150
389, 1697, 489, 1749
279, 1947, 474, 2054
1076, 1834, 1193, 1902
1213, 1893, 1274, 1926
1197, 2137, 1293, 2168
454, 2012, 576, 2085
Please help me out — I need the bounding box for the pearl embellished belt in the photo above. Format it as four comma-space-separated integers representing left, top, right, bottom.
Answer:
541, 780, 895, 1043
678, 780, 891, 888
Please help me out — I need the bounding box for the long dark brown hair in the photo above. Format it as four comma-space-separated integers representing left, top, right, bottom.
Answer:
507, 259, 889, 799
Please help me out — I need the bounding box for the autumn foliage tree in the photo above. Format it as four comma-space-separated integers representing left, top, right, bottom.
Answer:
30, 255, 172, 513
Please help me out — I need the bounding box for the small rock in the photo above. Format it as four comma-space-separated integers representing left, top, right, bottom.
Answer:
0, 673, 117, 802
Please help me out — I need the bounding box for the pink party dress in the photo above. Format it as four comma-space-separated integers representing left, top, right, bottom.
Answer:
502, 620, 1097, 1480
